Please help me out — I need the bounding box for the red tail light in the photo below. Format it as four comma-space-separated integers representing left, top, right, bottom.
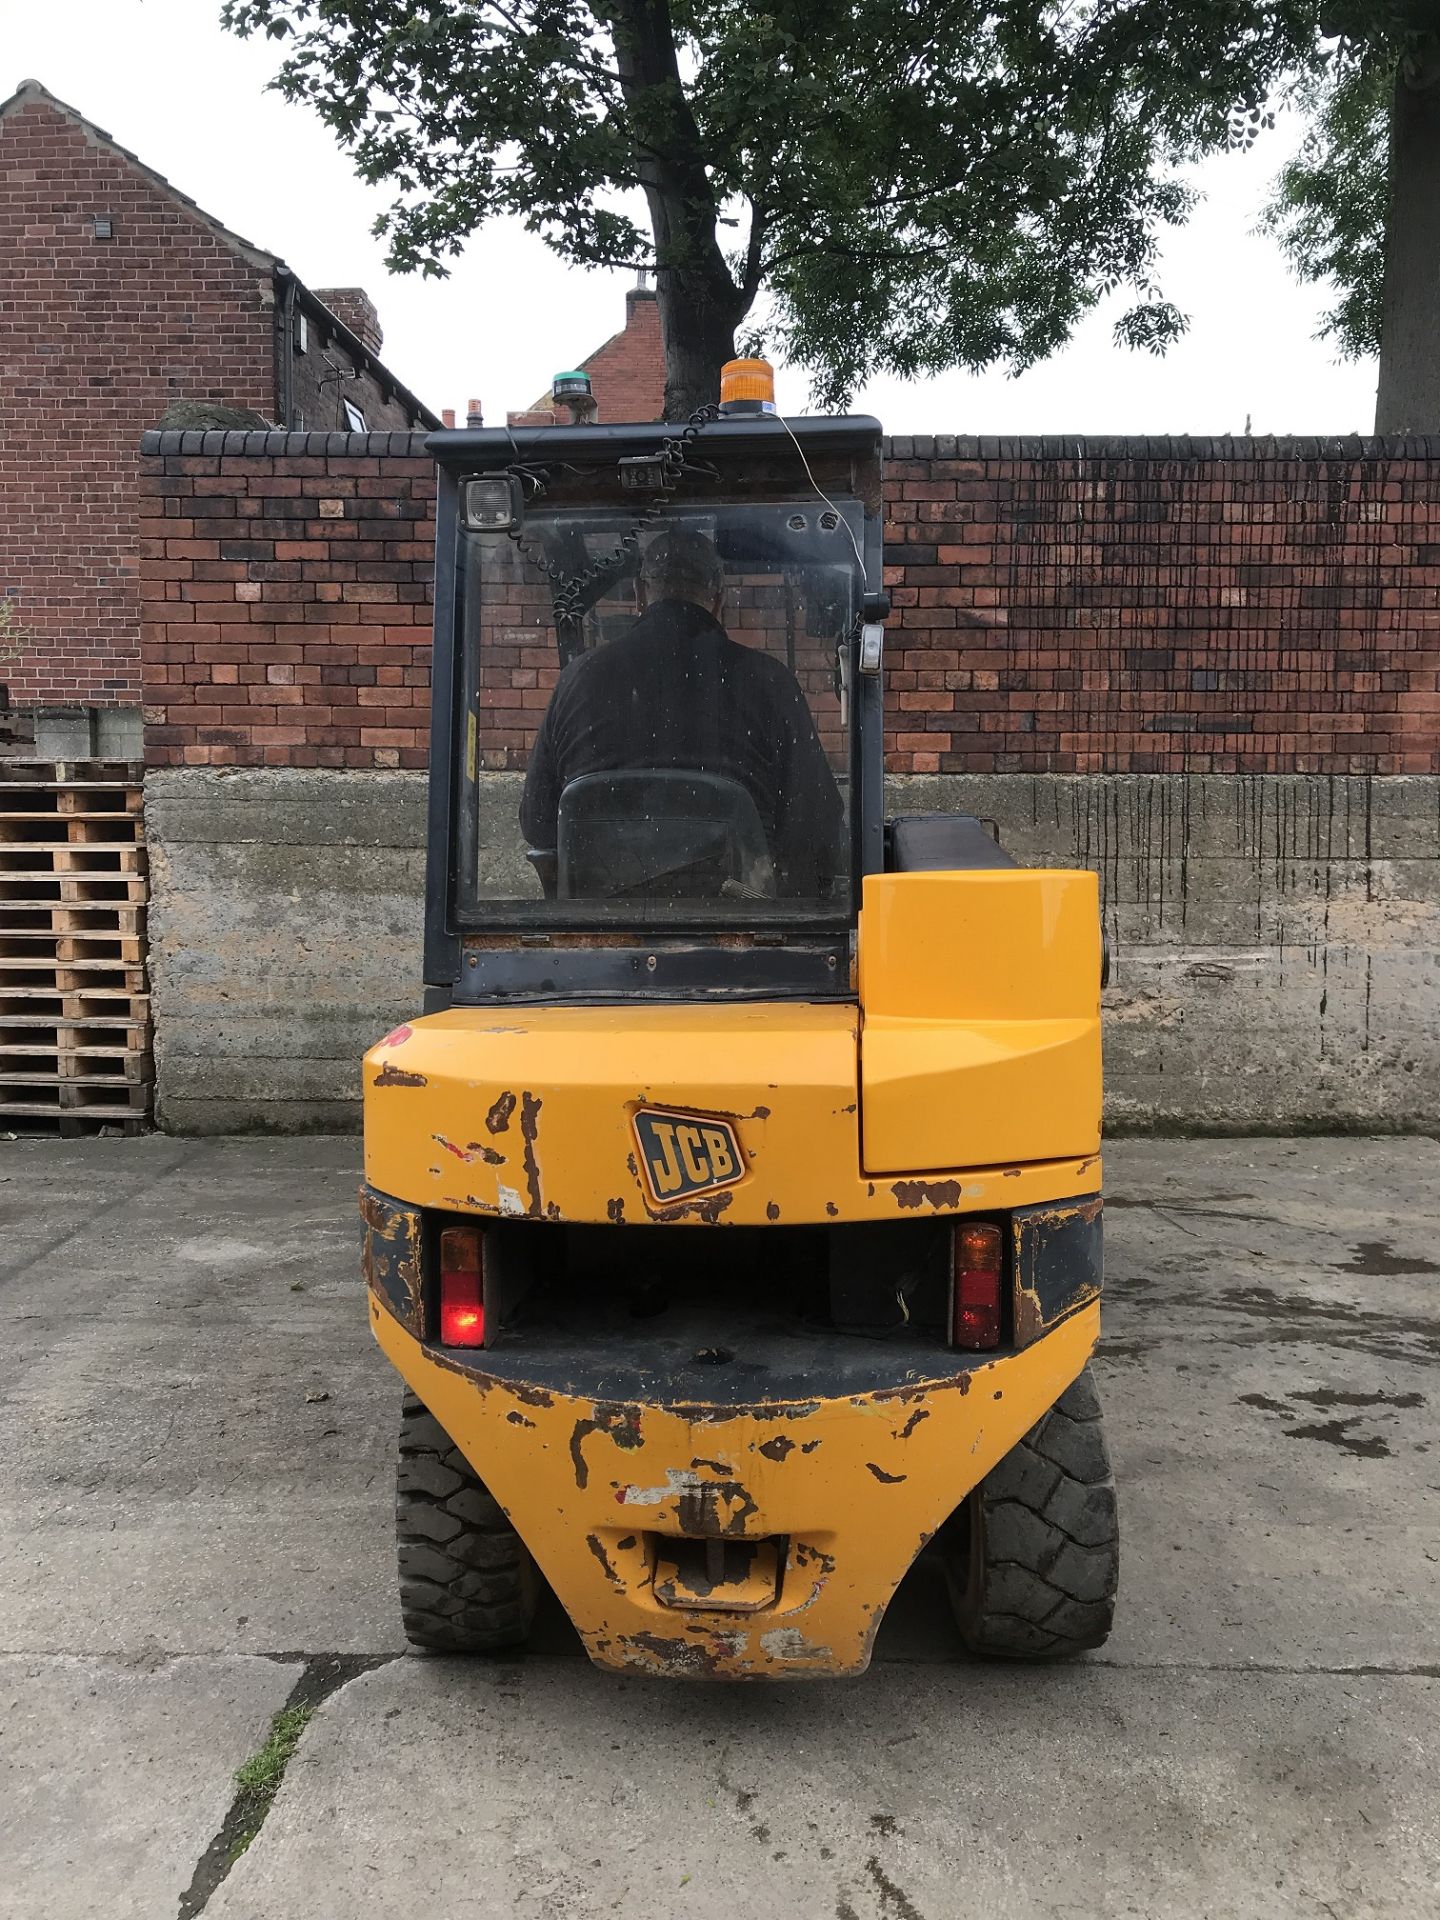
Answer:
953, 1222, 1003, 1350
439, 1224, 485, 1347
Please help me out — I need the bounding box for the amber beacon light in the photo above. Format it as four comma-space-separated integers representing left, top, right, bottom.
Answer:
718, 357, 777, 415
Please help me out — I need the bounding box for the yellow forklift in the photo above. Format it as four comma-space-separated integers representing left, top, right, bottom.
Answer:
360, 364, 1116, 1678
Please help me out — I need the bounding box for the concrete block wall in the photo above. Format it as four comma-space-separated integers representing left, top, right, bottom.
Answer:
144, 765, 1440, 1135
146, 768, 426, 1132
136, 433, 1440, 1134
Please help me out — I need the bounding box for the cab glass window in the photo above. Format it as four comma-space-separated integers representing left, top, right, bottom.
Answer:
456, 500, 862, 927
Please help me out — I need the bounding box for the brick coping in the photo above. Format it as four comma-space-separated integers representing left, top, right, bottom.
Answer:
140, 429, 1440, 463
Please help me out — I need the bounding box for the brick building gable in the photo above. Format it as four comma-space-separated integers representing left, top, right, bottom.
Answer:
0, 79, 436, 715
509, 282, 665, 426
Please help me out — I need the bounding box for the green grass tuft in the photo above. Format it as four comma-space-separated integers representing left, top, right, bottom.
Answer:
225, 1703, 316, 1863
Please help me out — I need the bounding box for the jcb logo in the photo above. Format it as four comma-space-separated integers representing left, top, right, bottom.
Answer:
633, 1107, 745, 1206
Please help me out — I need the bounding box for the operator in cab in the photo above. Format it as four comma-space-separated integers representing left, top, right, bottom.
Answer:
519, 527, 845, 897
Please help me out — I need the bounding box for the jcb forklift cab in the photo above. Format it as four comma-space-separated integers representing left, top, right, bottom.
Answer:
361, 388, 1117, 1679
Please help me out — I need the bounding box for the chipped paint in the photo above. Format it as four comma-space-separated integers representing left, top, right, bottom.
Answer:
760, 1626, 832, 1663
569, 1403, 644, 1490
585, 1533, 623, 1588
1013, 1193, 1104, 1347
759, 1434, 796, 1462
359, 1184, 424, 1336
485, 1090, 517, 1134
496, 1183, 525, 1217
518, 1092, 544, 1216
374, 1062, 427, 1088
891, 1178, 963, 1211
433, 1133, 505, 1167
370, 1298, 1102, 1681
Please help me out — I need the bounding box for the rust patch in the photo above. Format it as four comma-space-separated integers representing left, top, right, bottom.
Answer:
826, 1202, 840, 1217
359, 1185, 424, 1336
585, 1533, 622, 1587
800, 1438, 822, 1453
898, 1407, 931, 1440
620, 1630, 723, 1677
616, 1534, 637, 1552
505, 1410, 535, 1428
519, 1092, 543, 1216
678, 1475, 760, 1539
569, 1403, 644, 1490
374, 1062, 427, 1088
766, 1202, 781, 1222
891, 1178, 963, 1211
866, 1463, 907, 1484
642, 1186, 735, 1225
606, 1197, 626, 1224
1002, 1167, 1023, 1179
758, 1434, 795, 1463
1015, 1284, 1046, 1347
507, 1380, 556, 1410
1013, 1193, 1104, 1346
467, 1140, 505, 1166
792, 1541, 836, 1576
485, 1091, 517, 1135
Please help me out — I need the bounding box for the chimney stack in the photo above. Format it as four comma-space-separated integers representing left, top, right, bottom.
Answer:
466, 398, 484, 428
314, 287, 384, 356
442, 408, 456, 429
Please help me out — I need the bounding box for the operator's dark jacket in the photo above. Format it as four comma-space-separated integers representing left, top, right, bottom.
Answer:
519, 599, 844, 894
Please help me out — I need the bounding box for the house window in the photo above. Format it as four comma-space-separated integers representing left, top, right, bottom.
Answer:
295, 313, 309, 353
343, 400, 368, 432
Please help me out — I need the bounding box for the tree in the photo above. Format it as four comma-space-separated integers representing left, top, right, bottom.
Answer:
223, 2, 1437, 426
222, 0, 1323, 417
1263, 9, 1440, 431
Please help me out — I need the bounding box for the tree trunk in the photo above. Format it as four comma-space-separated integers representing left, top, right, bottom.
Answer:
650, 224, 743, 420
1375, 46, 1440, 433
599, 0, 747, 419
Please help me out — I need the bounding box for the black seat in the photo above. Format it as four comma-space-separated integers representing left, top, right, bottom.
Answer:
555, 769, 774, 900
887, 813, 1018, 872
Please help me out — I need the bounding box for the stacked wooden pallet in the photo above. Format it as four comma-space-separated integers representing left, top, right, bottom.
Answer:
0, 761, 152, 1135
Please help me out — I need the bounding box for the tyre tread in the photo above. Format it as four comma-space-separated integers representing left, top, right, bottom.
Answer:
395, 1391, 537, 1653
949, 1365, 1119, 1660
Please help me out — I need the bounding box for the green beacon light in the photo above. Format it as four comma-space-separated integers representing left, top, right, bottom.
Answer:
552, 369, 598, 425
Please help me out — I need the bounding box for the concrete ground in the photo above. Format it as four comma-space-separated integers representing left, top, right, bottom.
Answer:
0, 1136, 1436, 1919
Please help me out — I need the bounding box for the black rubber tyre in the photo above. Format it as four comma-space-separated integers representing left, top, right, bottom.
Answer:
944, 1364, 1119, 1659
395, 1391, 538, 1653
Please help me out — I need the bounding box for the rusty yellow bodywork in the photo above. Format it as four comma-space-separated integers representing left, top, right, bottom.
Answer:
363, 867, 1105, 1678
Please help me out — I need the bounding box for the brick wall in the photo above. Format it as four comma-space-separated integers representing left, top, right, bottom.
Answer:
1, 89, 277, 708
139, 433, 433, 768
139, 432, 1440, 775
884, 437, 1440, 776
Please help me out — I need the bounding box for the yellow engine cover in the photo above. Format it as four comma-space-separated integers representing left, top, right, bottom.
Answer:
364, 999, 1100, 1227
858, 869, 1102, 1172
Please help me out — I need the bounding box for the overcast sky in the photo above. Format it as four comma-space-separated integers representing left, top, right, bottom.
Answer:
8, 0, 1382, 435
